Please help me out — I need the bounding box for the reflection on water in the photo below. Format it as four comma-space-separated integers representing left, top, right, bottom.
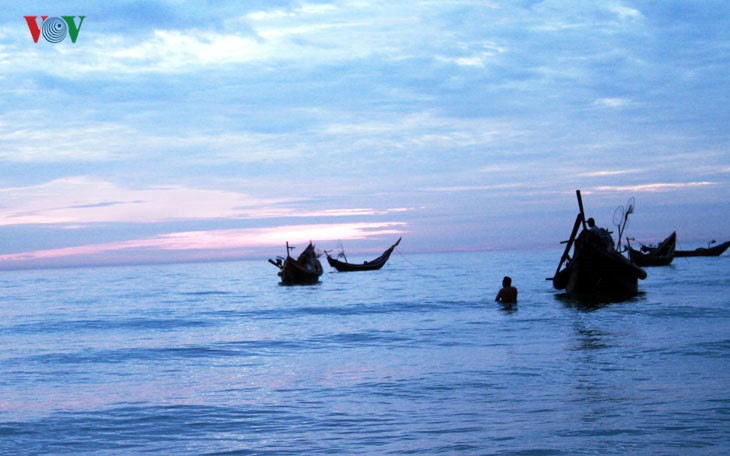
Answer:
572, 325, 612, 351
554, 291, 648, 312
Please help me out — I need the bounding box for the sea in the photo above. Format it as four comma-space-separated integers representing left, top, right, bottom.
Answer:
1, 249, 729, 455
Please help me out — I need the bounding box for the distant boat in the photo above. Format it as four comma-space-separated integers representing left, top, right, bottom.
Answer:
268, 242, 323, 285
675, 240, 730, 257
326, 238, 401, 272
551, 190, 647, 300
627, 232, 677, 267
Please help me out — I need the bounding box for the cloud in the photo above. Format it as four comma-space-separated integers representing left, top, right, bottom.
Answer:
435, 41, 506, 68
320, 112, 510, 153
101, 30, 267, 72
0, 177, 289, 226
0, 119, 136, 162
3, 2, 430, 76
593, 98, 631, 109
591, 182, 717, 193
0, 177, 414, 228
426, 184, 521, 193
608, 4, 644, 21
581, 169, 643, 177
0, 222, 406, 264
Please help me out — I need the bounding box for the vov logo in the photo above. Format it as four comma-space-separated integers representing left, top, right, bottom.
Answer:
24, 16, 86, 43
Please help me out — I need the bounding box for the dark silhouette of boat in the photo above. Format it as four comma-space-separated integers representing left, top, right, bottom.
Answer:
675, 240, 730, 257
627, 232, 676, 267
268, 242, 323, 285
551, 191, 647, 300
326, 238, 401, 272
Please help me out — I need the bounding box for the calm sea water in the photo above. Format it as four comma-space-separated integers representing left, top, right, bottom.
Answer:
1, 249, 729, 455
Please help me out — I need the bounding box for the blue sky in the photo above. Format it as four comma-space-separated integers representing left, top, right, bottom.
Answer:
1, 1, 729, 269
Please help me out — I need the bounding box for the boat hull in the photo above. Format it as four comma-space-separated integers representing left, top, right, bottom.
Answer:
326, 238, 401, 272
326, 256, 387, 271
270, 242, 323, 285
675, 241, 730, 257
279, 257, 323, 285
627, 232, 676, 267
555, 233, 647, 300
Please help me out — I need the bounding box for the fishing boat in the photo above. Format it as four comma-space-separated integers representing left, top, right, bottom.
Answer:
675, 240, 730, 257
551, 191, 647, 300
268, 242, 323, 285
626, 232, 677, 267
326, 238, 401, 272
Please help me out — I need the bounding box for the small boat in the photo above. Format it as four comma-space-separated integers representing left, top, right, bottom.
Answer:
326, 238, 401, 272
675, 240, 730, 257
268, 242, 323, 285
551, 191, 647, 300
626, 232, 676, 267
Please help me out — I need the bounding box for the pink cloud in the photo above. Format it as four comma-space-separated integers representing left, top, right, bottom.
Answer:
0, 222, 406, 264
591, 182, 716, 193
0, 177, 294, 226
0, 178, 413, 228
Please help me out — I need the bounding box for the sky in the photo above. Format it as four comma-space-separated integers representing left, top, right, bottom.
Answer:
1, 0, 729, 270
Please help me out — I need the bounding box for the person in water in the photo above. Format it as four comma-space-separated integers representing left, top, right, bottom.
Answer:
495, 276, 517, 304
